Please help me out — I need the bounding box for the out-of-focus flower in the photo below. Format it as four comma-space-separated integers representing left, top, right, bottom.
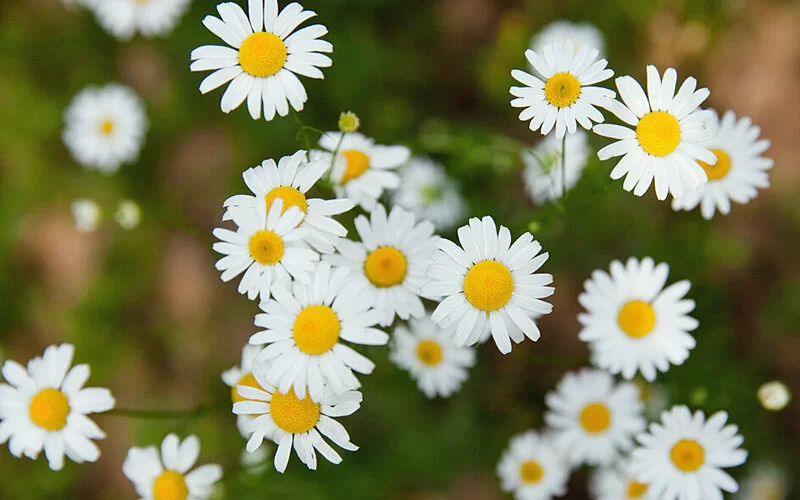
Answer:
222, 345, 265, 437
496, 431, 569, 500
392, 157, 467, 231
530, 20, 606, 58
737, 462, 790, 500
91, 0, 190, 41
338, 111, 360, 133
757, 381, 791, 412
71, 199, 102, 232
114, 199, 141, 230
522, 129, 590, 204
591, 460, 657, 500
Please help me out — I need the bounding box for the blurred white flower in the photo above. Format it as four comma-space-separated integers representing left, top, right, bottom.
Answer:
522, 129, 589, 204
530, 20, 606, 58
91, 0, 190, 40
757, 381, 791, 412
737, 462, 790, 500
392, 157, 467, 231
115, 199, 142, 230
71, 199, 102, 233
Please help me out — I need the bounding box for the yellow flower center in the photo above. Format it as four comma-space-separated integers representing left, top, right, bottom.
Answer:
579, 402, 611, 433
293, 305, 341, 355
265, 186, 308, 216
364, 247, 408, 288
269, 389, 321, 434
29, 388, 70, 431
544, 72, 581, 108
152, 470, 188, 500
627, 481, 649, 498
636, 111, 681, 156
670, 439, 705, 472
519, 460, 544, 484
238, 32, 287, 78
463, 260, 514, 312
340, 150, 370, 184
699, 148, 731, 181
618, 300, 656, 338
248, 230, 284, 265
416, 340, 443, 366
231, 372, 264, 403
100, 119, 114, 135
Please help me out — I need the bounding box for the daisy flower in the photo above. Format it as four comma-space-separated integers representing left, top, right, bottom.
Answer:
222, 344, 267, 437
496, 430, 569, 500
737, 462, 789, 500
212, 198, 318, 302
389, 316, 476, 399
578, 257, 698, 381
544, 369, 645, 466
317, 132, 410, 211
510, 40, 615, 138
590, 461, 656, 500
391, 157, 468, 231
671, 110, 774, 219
223, 150, 354, 254
71, 199, 102, 232
91, 0, 190, 41
233, 360, 361, 472
250, 261, 387, 402
332, 204, 438, 326
123, 434, 223, 500
530, 20, 606, 58
631, 405, 747, 500
190, 0, 332, 120
62, 84, 148, 174
757, 381, 791, 412
423, 216, 554, 354
0, 344, 115, 471
114, 199, 142, 230
522, 129, 590, 204
594, 66, 717, 200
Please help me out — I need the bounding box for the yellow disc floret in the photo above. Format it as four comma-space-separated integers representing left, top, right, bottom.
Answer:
152, 470, 188, 500
238, 32, 287, 78
519, 460, 544, 484
29, 388, 70, 431
627, 481, 649, 498
699, 149, 731, 181
265, 186, 308, 216
231, 372, 264, 403
416, 340, 443, 366
248, 230, 284, 265
670, 439, 705, 472
100, 119, 114, 135
364, 247, 408, 287
340, 150, 370, 184
579, 402, 611, 434
463, 260, 514, 312
618, 300, 656, 338
293, 305, 341, 355
636, 111, 681, 156
270, 389, 321, 434
544, 72, 581, 108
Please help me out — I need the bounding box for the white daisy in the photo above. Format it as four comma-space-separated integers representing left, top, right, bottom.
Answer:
250, 261, 387, 402
332, 204, 438, 326
423, 216, 554, 354
233, 360, 361, 472
594, 65, 717, 200
544, 369, 645, 467
212, 198, 318, 302
497, 430, 569, 500
71, 199, 102, 232
522, 129, 590, 204
190, 0, 332, 120
631, 405, 748, 500
530, 20, 606, 58
62, 84, 148, 174
222, 344, 266, 437
590, 461, 657, 500
757, 381, 791, 412
0, 344, 115, 471
391, 157, 468, 231
578, 257, 698, 381
122, 433, 223, 500
510, 40, 615, 138
737, 462, 789, 500
317, 132, 410, 211
671, 110, 773, 219
91, 0, 190, 41
222, 150, 354, 254
389, 316, 476, 399
114, 199, 142, 230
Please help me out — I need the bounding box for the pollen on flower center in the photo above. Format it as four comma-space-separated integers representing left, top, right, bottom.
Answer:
29, 388, 70, 431
238, 32, 287, 78
519, 460, 544, 484
364, 246, 408, 287
248, 230, 284, 265
265, 186, 309, 217
293, 305, 341, 355
618, 300, 656, 338
544, 72, 581, 108
699, 149, 731, 181
340, 149, 370, 184
416, 340, 443, 366
670, 439, 705, 472
270, 389, 321, 434
627, 481, 649, 498
231, 372, 263, 403
636, 111, 681, 156
152, 470, 188, 500
100, 119, 114, 135
579, 402, 611, 433
463, 260, 514, 312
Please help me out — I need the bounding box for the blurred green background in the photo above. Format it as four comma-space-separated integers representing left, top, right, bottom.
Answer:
1, 0, 799, 498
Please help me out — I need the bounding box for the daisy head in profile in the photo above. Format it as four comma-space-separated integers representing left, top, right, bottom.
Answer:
496, 430, 570, 500
191, 0, 332, 120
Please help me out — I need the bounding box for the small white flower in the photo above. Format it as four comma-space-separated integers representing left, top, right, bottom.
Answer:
390, 316, 476, 398
91, 0, 190, 40
497, 430, 569, 500
63, 84, 148, 174
631, 405, 747, 500
71, 199, 102, 232
522, 129, 590, 204
114, 199, 142, 230
392, 157, 468, 231
737, 462, 790, 500
123, 434, 223, 500
757, 381, 791, 412
0, 344, 115, 471
222, 344, 266, 437
590, 460, 657, 500
530, 20, 606, 58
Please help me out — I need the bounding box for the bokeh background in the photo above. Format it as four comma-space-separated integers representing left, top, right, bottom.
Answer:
1, 0, 799, 498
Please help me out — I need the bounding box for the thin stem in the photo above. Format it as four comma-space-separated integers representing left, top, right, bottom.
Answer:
329, 131, 347, 171
560, 133, 567, 200
102, 404, 227, 420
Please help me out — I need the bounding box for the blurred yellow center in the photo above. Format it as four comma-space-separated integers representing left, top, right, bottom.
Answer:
293, 305, 341, 355
670, 439, 705, 472
100, 119, 114, 135
265, 186, 308, 216
579, 402, 611, 433
636, 111, 681, 156
618, 300, 656, 338
231, 372, 263, 403
519, 460, 544, 484
341, 150, 370, 183
544, 72, 581, 108
364, 247, 407, 287
416, 340, 443, 366
627, 481, 649, 498
248, 230, 284, 265
269, 389, 321, 434
29, 388, 70, 431
463, 260, 514, 312
238, 32, 287, 77
699, 149, 731, 181
152, 470, 188, 500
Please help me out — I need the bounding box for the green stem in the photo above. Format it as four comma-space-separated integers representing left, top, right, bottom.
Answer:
329, 131, 347, 171
560, 134, 567, 200
102, 404, 227, 420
